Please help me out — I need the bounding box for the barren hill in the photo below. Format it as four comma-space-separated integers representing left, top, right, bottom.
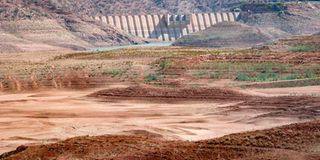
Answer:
239, 2, 320, 35
0, 0, 143, 53
174, 2, 320, 48
1, 1, 320, 52
173, 22, 284, 48
0, 0, 244, 53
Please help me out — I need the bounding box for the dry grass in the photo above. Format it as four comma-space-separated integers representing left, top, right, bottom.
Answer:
1, 41, 320, 91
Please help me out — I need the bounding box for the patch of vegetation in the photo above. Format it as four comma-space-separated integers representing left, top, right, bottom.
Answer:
145, 73, 162, 82
190, 70, 224, 80
283, 74, 299, 81
159, 59, 172, 71
288, 45, 317, 52
102, 69, 127, 77
236, 72, 299, 82
237, 72, 279, 82
192, 70, 224, 79
242, 78, 320, 89
198, 62, 291, 74
58, 47, 231, 60
304, 70, 318, 79
235, 73, 251, 81
193, 70, 209, 78
235, 71, 319, 82
193, 62, 320, 82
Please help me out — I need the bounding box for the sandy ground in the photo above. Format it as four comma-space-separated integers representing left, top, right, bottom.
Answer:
247, 85, 320, 97
1, 85, 319, 154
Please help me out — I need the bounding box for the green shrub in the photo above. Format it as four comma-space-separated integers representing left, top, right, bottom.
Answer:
255, 72, 280, 81
304, 70, 317, 79
145, 73, 161, 82
236, 72, 281, 82
236, 73, 251, 81
284, 74, 299, 80
159, 59, 172, 71
288, 45, 316, 52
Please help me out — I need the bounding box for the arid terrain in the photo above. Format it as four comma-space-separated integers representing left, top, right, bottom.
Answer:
0, 34, 319, 159
174, 3, 320, 48
1, 1, 320, 159
2, 120, 320, 160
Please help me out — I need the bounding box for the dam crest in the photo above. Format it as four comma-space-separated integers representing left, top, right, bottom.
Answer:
93, 12, 240, 41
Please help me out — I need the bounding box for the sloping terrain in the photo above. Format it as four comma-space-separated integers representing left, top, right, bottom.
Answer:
174, 2, 320, 48
173, 22, 282, 48
1, 1, 320, 51
0, 34, 319, 159
8, 0, 238, 16
39, 0, 308, 15
266, 34, 320, 53
1, 35, 319, 91
0, 1, 142, 53
0, 0, 241, 19
0, 17, 141, 52
1, 120, 319, 160
239, 3, 320, 35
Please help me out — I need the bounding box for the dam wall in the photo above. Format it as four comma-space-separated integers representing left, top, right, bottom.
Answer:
93, 12, 240, 41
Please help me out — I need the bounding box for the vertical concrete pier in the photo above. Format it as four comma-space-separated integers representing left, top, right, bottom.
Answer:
95, 12, 240, 41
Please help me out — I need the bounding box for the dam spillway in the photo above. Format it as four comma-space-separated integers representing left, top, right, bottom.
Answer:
93, 12, 240, 41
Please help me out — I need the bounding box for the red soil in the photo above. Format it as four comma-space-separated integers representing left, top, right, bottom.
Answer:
89, 85, 252, 101
2, 120, 319, 160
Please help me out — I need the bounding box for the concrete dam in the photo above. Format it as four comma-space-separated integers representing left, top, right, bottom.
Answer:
93, 12, 240, 41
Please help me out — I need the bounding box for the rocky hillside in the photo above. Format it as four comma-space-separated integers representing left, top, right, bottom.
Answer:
239, 2, 320, 35
0, 0, 251, 53
173, 22, 284, 48
0, 0, 143, 53
174, 2, 320, 48
1, 0, 283, 17
1, 0, 319, 52
0, 0, 215, 20
49, 0, 304, 15
3, 0, 236, 16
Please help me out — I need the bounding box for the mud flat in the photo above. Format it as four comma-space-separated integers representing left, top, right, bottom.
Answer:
0, 84, 319, 155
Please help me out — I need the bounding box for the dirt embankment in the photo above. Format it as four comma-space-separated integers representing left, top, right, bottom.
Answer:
2, 120, 319, 160
89, 85, 252, 101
